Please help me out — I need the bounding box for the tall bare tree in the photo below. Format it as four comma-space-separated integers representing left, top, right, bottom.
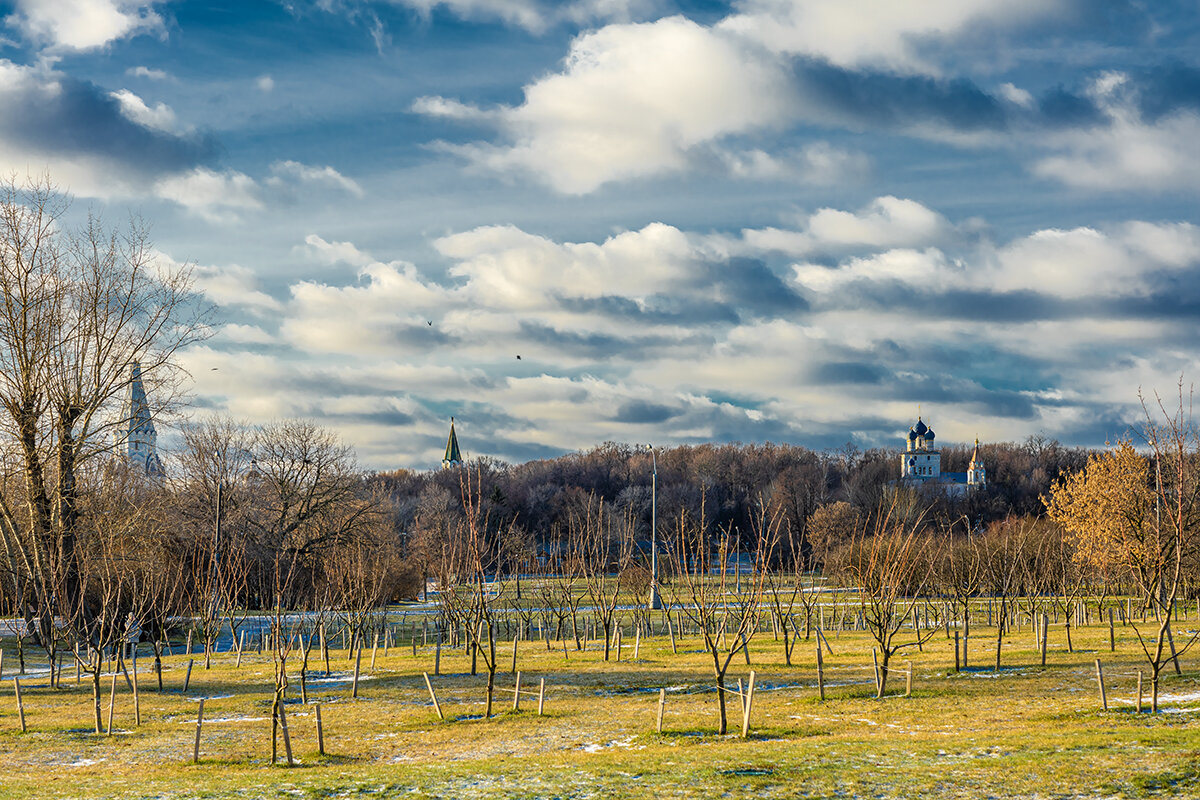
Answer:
0, 174, 205, 674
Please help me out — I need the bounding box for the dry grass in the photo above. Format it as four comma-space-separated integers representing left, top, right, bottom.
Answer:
0, 607, 1197, 799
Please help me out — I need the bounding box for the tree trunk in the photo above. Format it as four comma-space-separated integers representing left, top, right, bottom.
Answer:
91, 668, 103, 734
715, 670, 728, 735
877, 652, 890, 698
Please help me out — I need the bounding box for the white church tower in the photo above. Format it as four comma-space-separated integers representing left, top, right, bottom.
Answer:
967, 438, 987, 487
900, 416, 940, 480
118, 363, 163, 478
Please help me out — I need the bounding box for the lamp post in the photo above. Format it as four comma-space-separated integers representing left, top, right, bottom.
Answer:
646, 444, 662, 611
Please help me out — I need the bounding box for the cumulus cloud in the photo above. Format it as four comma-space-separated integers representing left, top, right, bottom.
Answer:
155, 167, 263, 222
719, 0, 1064, 76
421, 16, 794, 193
256, 74, 275, 92
1033, 71, 1200, 191
0, 61, 217, 199
6, 0, 167, 51
738, 196, 954, 257
186, 200, 1200, 468
110, 88, 178, 132
190, 261, 284, 314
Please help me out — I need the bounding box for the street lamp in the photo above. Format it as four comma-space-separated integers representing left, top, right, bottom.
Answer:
645, 444, 662, 611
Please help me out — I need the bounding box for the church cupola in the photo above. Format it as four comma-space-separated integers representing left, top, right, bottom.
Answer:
901, 413, 941, 480
442, 417, 462, 469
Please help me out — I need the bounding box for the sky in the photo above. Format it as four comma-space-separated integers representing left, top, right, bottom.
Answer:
2, 0, 1199, 470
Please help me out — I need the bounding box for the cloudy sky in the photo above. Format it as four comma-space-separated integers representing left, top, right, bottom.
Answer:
4, 0, 1199, 469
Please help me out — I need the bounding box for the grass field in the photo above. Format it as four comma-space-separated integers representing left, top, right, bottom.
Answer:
1, 604, 1198, 799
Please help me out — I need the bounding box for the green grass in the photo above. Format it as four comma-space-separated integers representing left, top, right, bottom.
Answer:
0, 607, 1197, 799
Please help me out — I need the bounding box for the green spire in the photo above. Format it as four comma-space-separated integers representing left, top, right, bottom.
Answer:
442, 417, 462, 468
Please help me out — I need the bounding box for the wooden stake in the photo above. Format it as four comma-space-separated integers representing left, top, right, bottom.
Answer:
741, 670, 756, 739
107, 670, 118, 735
512, 671, 521, 711
871, 649, 881, 695
1095, 659, 1108, 712
278, 701, 294, 767
816, 644, 825, 701
905, 661, 913, 697
634, 626, 641, 660
351, 645, 363, 699
1109, 609, 1115, 652
537, 677, 545, 716
183, 658, 194, 693
423, 672, 444, 720
132, 656, 141, 726
511, 637, 518, 674
667, 614, 677, 654
315, 702, 325, 754
370, 633, 379, 670
954, 631, 960, 672
434, 635, 442, 676
1136, 670, 1144, 713
193, 698, 205, 763
13, 678, 25, 733
236, 632, 245, 668
656, 688, 666, 733
1040, 613, 1048, 666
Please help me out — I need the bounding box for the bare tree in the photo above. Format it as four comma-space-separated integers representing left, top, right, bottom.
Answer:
575, 494, 634, 661
839, 502, 937, 697
0, 174, 206, 671
664, 495, 776, 735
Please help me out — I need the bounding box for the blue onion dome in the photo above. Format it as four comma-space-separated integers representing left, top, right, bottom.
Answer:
908, 428, 919, 440
925, 427, 935, 440
912, 417, 928, 436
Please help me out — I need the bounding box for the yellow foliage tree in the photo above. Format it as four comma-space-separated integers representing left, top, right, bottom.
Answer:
1044, 440, 1154, 586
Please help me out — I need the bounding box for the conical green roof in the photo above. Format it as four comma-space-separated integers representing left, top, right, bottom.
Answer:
443, 418, 462, 466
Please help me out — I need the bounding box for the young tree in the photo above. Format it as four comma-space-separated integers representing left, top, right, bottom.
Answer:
839, 503, 937, 697
665, 495, 775, 735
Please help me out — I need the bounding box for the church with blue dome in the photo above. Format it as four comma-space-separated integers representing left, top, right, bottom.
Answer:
899, 415, 986, 495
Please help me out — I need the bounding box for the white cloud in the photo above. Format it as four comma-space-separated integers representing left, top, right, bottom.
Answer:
380, 0, 656, 33
7, 0, 166, 51
154, 168, 263, 222
110, 88, 178, 132
1033, 72, 1200, 191
424, 16, 794, 193
217, 323, 277, 345
126, 65, 170, 80
300, 234, 376, 269
266, 160, 363, 198
191, 262, 283, 314
256, 74, 275, 92
717, 141, 869, 184
998, 82, 1033, 108
411, 95, 498, 122
739, 196, 953, 257
718, 0, 1064, 75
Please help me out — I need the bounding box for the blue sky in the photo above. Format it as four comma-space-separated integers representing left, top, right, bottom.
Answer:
2, 0, 1198, 469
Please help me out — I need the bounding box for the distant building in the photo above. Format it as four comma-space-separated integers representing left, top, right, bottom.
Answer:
442, 417, 462, 469
898, 415, 985, 496
117, 362, 163, 478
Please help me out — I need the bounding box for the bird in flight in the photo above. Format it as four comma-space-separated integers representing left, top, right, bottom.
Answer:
516, 355, 521, 360
427, 320, 432, 326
